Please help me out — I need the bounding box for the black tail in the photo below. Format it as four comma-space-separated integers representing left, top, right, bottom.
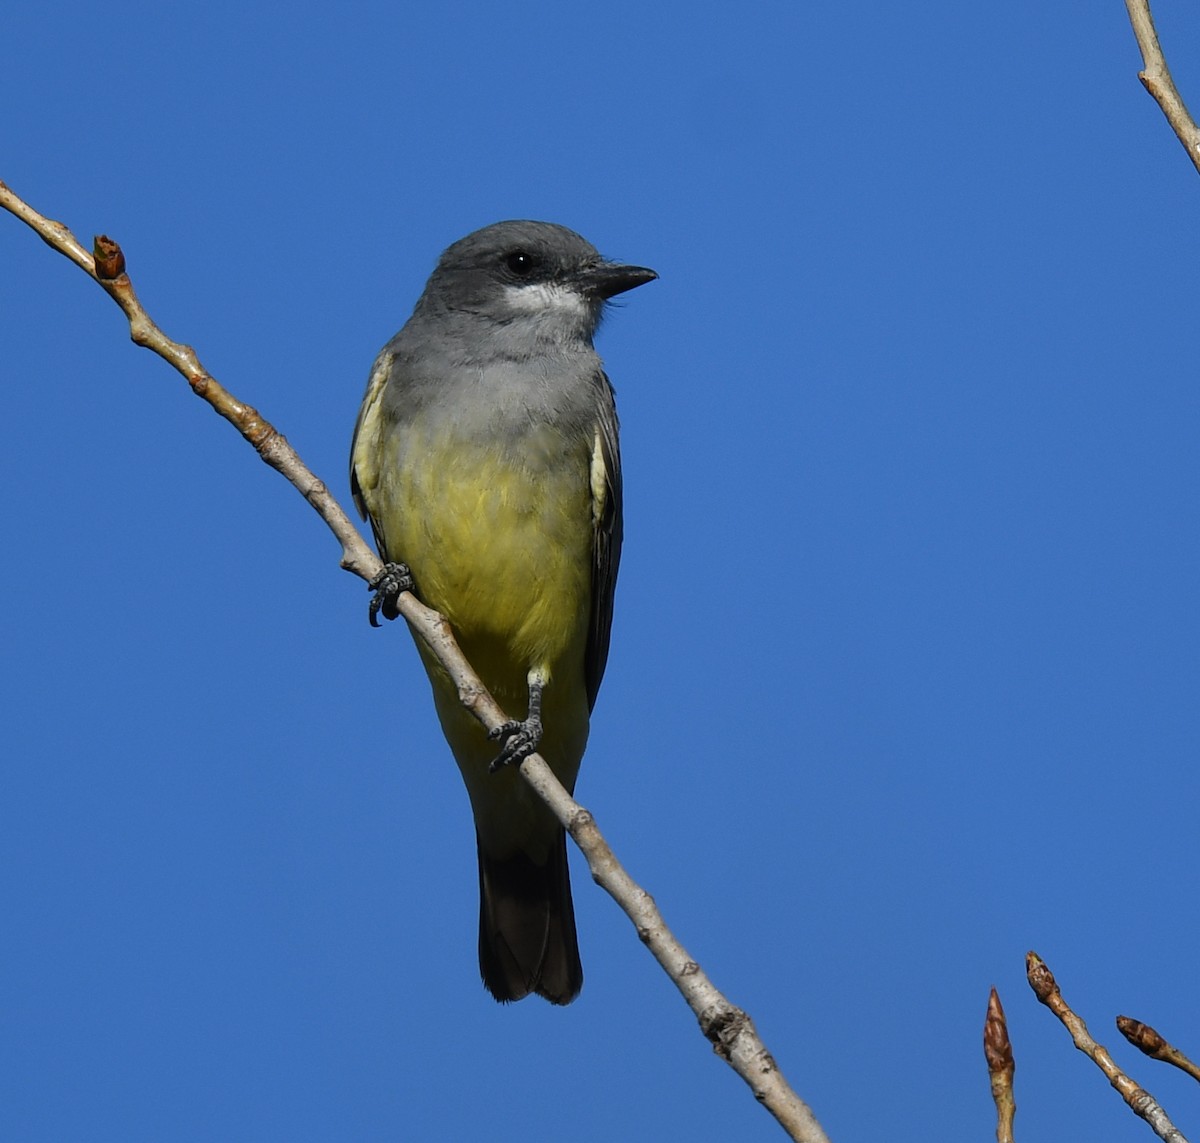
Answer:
476, 829, 582, 1005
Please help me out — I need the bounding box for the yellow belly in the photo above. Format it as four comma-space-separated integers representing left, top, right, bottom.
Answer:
367, 423, 595, 859
378, 426, 593, 684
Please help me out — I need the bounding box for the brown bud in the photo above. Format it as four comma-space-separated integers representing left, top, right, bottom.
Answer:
93, 234, 126, 280
984, 988, 1014, 1074
1025, 951, 1057, 1003
1117, 1016, 1168, 1058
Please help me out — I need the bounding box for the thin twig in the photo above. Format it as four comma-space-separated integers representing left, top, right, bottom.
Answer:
1, 178, 831, 1143
1118, 1017, 1200, 1084
1124, 0, 1200, 175
1026, 953, 1187, 1143
984, 988, 1016, 1143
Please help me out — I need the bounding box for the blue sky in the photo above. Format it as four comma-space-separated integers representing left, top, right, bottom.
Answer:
5, 3, 1200, 1140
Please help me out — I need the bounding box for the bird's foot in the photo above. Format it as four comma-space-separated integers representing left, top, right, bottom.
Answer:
367, 562, 414, 627
488, 713, 543, 773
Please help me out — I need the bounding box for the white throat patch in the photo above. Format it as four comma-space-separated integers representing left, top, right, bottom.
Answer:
503, 281, 590, 318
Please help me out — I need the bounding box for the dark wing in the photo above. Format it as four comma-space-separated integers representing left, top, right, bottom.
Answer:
585, 371, 623, 712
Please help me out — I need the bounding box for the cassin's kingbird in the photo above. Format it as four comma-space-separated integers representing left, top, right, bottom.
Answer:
349, 221, 656, 1004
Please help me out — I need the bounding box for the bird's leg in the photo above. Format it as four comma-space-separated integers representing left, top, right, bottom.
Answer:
367, 561, 415, 627
488, 672, 545, 772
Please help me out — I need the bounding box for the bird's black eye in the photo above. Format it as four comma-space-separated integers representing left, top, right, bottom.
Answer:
504, 250, 539, 276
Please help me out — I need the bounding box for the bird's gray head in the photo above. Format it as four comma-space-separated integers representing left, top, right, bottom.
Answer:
414, 220, 657, 345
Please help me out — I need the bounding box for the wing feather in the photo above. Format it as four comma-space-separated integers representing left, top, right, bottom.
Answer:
349, 350, 394, 551
585, 372, 623, 712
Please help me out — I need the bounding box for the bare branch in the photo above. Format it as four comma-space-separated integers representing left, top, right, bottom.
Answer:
1026, 953, 1187, 1143
1, 179, 831, 1143
1118, 1016, 1200, 1085
984, 988, 1016, 1143
1124, 0, 1200, 175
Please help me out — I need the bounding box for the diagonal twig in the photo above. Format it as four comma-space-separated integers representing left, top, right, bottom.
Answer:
1124, 0, 1200, 175
1027, 952, 1187, 1143
1119, 1017, 1200, 1085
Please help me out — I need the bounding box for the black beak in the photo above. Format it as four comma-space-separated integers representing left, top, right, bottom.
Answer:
578, 262, 659, 300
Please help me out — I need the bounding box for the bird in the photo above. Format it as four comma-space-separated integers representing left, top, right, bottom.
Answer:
349, 220, 656, 1003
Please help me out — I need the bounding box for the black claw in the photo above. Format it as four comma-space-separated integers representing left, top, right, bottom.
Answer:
487, 715, 543, 772
367, 562, 414, 627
